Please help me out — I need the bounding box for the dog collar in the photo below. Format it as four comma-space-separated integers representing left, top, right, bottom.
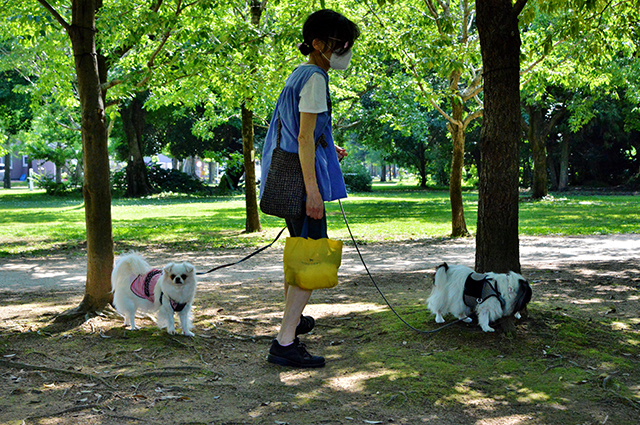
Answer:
159, 292, 187, 312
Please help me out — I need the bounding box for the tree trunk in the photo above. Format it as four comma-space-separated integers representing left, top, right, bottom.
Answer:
182, 156, 197, 178
475, 0, 522, 274
558, 134, 570, 191
242, 104, 262, 233
121, 94, 153, 197
527, 106, 548, 199
548, 154, 559, 191
55, 163, 63, 184
418, 143, 428, 188
3, 153, 10, 189
449, 98, 470, 237
238, 0, 263, 233
67, 0, 114, 315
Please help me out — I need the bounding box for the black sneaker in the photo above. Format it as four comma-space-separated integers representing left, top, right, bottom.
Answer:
295, 315, 315, 336
267, 338, 325, 368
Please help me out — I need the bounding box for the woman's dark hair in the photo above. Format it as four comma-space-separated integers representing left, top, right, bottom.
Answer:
299, 9, 360, 56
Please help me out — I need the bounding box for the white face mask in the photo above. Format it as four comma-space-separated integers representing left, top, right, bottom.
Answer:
321, 49, 353, 70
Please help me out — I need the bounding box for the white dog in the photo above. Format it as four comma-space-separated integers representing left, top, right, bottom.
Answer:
111, 253, 197, 336
427, 263, 532, 332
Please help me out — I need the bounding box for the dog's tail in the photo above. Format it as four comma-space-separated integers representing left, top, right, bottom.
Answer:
434, 262, 449, 287
112, 253, 152, 292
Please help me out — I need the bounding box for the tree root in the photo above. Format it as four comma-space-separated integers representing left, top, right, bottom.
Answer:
23, 404, 100, 423
0, 359, 115, 389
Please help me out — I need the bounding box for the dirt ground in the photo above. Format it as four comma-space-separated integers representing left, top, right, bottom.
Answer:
0, 235, 639, 425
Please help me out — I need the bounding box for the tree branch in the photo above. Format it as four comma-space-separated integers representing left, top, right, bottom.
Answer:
463, 108, 483, 129
35, 0, 70, 31
431, 98, 461, 127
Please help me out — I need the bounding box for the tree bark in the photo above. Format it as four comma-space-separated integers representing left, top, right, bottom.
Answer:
242, 104, 261, 233
121, 94, 153, 197
60, 0, 114, 315
475, 0, 523, 274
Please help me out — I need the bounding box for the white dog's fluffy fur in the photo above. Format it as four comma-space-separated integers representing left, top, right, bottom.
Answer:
427, 263, 532, 332
111, 253, 197, 336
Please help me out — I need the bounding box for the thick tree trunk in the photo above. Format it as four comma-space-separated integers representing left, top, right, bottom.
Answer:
121, 94, 153, 197
242, 104, 262, 233
67, 0, 114, 314
449, 100, 470, 237
476, 0, 522, 274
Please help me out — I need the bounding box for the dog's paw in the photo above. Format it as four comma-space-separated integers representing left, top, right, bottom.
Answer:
183, 330, 194, 337
435, 314, 445, 323
514, 312, 522, 320
481, 326, 495, 332
462, 317, 472, 323
166, 328, 176, 335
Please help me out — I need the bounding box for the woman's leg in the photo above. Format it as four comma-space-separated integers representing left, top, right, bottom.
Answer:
277, 284, 313, 345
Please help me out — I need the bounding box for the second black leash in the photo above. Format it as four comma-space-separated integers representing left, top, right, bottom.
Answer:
338, 199, 465, 334
196, 226, 287, 275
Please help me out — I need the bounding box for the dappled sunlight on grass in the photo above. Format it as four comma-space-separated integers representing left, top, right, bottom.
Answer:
322, 368, 391, 393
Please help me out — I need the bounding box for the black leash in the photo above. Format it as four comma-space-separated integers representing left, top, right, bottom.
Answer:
196, 202, 464, 333
196, 226, 287, 275
338, 200, 466, 334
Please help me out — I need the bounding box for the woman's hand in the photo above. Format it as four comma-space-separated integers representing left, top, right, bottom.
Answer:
305, 189, 324, 219
335, 145, 348, 161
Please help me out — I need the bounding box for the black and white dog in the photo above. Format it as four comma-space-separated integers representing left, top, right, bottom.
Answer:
427, 263, 532, 332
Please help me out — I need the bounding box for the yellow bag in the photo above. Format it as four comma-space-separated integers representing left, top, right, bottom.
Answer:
283, 236, 343, 290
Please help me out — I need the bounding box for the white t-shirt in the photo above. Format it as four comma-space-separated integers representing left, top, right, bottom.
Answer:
299, 72, 328, 114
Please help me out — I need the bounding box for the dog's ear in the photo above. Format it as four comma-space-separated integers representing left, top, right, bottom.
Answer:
436, 262, 449, 272
513, 279, 532, 312
163, 263, 174, 274
184, 263, 195, 274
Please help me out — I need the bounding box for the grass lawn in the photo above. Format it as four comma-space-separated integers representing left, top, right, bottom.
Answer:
0, 184, 638, 257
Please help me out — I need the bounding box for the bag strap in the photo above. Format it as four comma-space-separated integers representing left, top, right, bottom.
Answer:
300, 216, 310, 238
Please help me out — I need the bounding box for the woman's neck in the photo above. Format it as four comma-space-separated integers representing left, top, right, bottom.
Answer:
307, 50, 330, 72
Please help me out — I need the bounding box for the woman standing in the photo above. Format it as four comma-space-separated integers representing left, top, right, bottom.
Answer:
260, 9, 360, 368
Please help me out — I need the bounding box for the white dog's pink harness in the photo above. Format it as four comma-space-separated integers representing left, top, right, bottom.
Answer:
130, 270, 187, 312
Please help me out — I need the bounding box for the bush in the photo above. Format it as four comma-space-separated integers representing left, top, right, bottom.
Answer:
111, 164, 214, 197
341, 162, 372, 192
34, 174, 75, 196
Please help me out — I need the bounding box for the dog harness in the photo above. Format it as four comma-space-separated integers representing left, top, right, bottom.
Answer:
130, 270, 187, 312
463, 272, 506, 309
